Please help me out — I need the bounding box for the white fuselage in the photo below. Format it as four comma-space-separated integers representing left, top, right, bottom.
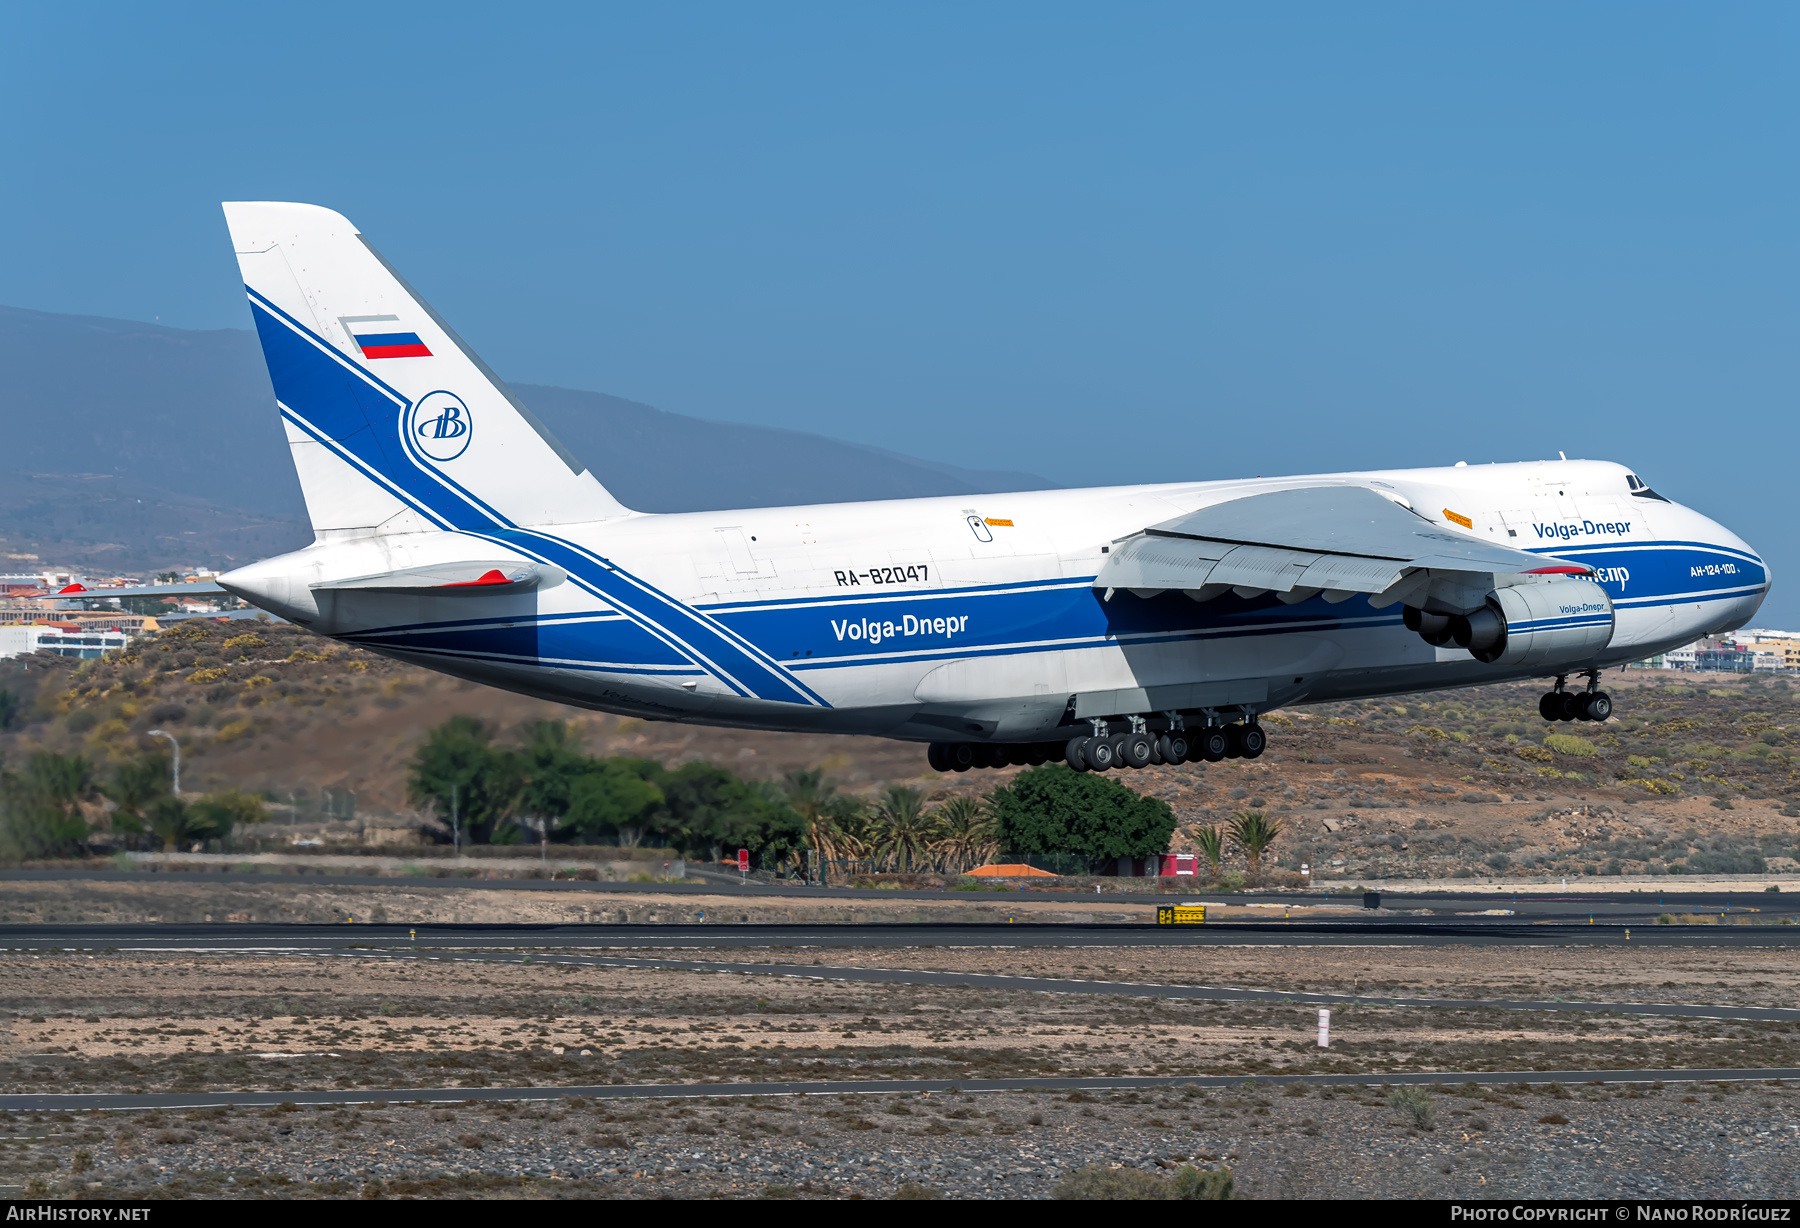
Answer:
221, 456, 1767, 745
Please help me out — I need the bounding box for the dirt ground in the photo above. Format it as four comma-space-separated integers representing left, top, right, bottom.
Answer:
0, 879, 1154, 925
1, 941, 1798, 1198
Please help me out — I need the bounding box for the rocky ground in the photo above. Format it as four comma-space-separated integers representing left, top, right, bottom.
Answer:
6, 1070, 1799, 1200
1, 941, 1797, 1198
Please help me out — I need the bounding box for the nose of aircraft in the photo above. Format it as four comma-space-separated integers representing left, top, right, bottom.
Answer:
1686, 503, 1771, 630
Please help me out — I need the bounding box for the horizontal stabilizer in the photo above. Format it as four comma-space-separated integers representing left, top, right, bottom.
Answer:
310, 561, 567, 596
58, 582, 228, 600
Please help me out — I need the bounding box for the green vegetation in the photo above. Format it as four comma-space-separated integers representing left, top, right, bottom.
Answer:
1386, 1086, 1438, 1130
0, 751, 94, 859
989, 765, 1176, 864
406, 716, 804, 863
0, 748, 265, 859
1227, 810, 1282, 879
1053, 1162, 1236, 1200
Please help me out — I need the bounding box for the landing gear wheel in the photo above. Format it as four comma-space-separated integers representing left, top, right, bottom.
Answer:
1556, 692, 1580, 722
1083, 736, 1117, 771
1065, 737, 1091, 771
1107, 733, 1131, 769
1120, 732, 1155, 769
1160, 733, 1191, 764
949, 742, 974, 772
1538, 692, 1561, 721
1224, 724, 1246, 759
1239, 724, 1268, 759
1025, 743, 1050, 766
927, 742, 952, 773
1582, 691, 1613, 722
1196, 726, 1229, 762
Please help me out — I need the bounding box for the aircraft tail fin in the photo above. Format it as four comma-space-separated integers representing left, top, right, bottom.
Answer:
222, 201, 629, 538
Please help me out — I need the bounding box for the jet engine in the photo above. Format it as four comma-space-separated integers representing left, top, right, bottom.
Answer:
1404, 578, 1614, 669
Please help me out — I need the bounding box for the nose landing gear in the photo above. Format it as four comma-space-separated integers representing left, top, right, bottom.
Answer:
1538, 672, 1613, 723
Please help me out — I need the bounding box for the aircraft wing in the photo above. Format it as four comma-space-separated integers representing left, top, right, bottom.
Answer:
1098, 485, 1586, 610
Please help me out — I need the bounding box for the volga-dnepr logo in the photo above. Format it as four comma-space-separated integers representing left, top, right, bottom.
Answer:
410, 391, 472, 461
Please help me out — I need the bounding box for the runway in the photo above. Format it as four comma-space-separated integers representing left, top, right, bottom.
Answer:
2, 1067, 1793, 1114
4, 918, 1797, 950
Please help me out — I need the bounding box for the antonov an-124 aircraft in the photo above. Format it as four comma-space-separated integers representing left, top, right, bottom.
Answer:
204, 201, 1770, 773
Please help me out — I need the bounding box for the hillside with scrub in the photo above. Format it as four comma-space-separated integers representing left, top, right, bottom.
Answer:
1, 616, 1799, 882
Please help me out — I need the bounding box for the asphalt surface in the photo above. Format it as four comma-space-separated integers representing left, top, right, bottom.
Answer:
3, 1068, 1794, 1114
4, 919, 1798, 950
3, 869, 1794, 924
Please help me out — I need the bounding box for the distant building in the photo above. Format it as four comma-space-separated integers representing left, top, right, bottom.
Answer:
1739, 630, 1800, 672
0, 624, 132, 660
1694, 637, 1756, 673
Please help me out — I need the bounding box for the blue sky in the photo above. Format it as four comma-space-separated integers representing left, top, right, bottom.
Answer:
3, 4, 1797, 622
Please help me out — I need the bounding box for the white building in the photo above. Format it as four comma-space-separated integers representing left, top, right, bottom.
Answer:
1663, 642, 1698, 669
0, 625, 131, 660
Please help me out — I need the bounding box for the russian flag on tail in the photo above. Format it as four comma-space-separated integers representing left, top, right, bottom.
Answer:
340, 313, 432, 360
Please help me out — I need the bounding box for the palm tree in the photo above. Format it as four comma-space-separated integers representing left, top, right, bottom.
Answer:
1194, 825, 1224, 879
105, 753, 171, 842
0, 752, 96, 858
868, 785, 938, 873
146, 795, 200, 852
784, 768, 842, 859
928, 795, 998, 873
1228, 810, 1282, 881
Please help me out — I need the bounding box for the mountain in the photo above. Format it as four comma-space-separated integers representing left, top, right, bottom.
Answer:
0, 305, 1055, 572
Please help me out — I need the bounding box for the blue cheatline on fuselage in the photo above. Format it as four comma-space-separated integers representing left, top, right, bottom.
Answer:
1525, 541, 1768, 611
247, 288, 826, 707
339, 576, 1408, 682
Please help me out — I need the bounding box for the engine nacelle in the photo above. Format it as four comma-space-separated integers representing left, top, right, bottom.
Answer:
1404, 578, 1614, 668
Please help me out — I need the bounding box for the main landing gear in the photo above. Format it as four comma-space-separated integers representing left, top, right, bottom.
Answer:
1064, 718, 1266, 772
1538, 671, 1613, 723
926, 717, 1269, 773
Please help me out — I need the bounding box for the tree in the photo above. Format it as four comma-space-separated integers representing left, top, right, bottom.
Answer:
782, 769, 869, 870
0, 752, 96, 860
0, 687, 18, 732
565, 759, 665, 844
658, 763, 803, 864
1194, 825, 1224, 879
105, 753, 171, 839
929, 795, 998, 873
188, 790, 270, 846
988, 765, 1176, 865
146, 796, 201, 852
868, 785, 937, 872
501, 721, 586, 848
1228, 810, 1282, 880
407, 716, 506, 844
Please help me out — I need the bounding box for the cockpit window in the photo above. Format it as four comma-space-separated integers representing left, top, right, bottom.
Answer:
1626, 473, 1670, 502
